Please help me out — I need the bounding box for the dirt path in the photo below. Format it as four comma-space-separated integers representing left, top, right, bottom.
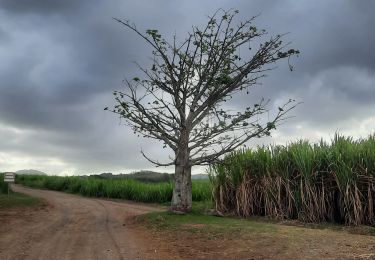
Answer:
1, 185, 375, 260
0, 185, 172, 260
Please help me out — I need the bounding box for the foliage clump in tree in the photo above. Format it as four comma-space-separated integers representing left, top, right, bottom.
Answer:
106, 9, 299, 212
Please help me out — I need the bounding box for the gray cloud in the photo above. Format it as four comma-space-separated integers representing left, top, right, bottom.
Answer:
0, 0, 374, 174
0, 0, 85, 15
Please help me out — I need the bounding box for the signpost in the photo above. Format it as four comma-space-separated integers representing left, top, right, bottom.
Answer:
3, 172, 15, 197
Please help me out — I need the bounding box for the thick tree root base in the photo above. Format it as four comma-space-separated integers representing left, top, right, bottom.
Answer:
169, 206, 191, 214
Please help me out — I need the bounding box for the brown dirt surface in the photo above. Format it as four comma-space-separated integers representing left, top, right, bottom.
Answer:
133, 216, 375, 260
1, 185, 375, 260
0, 185, 174, 260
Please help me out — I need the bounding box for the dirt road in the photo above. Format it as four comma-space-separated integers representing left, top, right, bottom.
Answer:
0, 185, 170, 260
2, 186, 375, 260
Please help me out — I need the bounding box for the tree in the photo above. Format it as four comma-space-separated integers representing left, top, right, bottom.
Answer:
106, 9, 299, 213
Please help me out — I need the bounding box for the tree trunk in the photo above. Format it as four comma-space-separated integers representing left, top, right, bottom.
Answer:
171, 162, 192, 213
171, 131, 192, 213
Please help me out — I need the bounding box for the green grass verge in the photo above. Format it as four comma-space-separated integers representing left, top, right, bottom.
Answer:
0, 192, 42, 209
138, 210, 375, 239
138, 200, 375, 238
137, 201, 276, 237
137, 211, 277, 239
0, 173, 10, 194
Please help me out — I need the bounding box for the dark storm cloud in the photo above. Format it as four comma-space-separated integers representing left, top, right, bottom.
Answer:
0, 0, 374, 174
228, 1, 375, 138
0, 0, 189, 174
0, 0, 186, 129
0, 0, 85, 15
297, 2, 375, 74
243, 1, 375, 74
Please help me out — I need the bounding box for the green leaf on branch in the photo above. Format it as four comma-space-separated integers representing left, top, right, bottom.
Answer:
267, 122, 276, 130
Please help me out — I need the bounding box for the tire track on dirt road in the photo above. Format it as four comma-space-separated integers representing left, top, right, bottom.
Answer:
0, 185, 168, 260
95, 200, 124, 260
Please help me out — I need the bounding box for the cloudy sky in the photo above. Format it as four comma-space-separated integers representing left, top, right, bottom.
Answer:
0, 0, 374, 175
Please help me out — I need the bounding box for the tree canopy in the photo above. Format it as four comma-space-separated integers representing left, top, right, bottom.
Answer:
107, 9, 299, 212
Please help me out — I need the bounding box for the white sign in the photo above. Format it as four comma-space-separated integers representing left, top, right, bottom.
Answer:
4, 172, 15, 183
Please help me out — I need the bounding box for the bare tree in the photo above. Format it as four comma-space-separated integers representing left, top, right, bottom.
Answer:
106, 9, 299, 212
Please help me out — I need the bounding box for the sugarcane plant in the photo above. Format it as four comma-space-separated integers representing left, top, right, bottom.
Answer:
211, 134, 375, 225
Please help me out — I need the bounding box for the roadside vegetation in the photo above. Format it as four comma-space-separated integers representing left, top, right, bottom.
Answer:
0, 173, 9, 194
0, 173, 42, 209
0, 192, 42, 209
211, 134, 375, 226
91, 171, 173, 183
139, 209, 375, 237
16, 175, 212, 203
13, 134, 375, 227
136, 210, 375, 259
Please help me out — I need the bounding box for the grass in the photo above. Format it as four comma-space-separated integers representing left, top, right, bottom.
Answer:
13, 133, 375, 227
16, 175, 212, 203
0, 192, 42, 209
0, 173, 10, 194
0, 173, 42, 209
137, 206, 277, 238
135, 207, 375, 260
137, 200, 375, 240
211, 134, 375, 226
